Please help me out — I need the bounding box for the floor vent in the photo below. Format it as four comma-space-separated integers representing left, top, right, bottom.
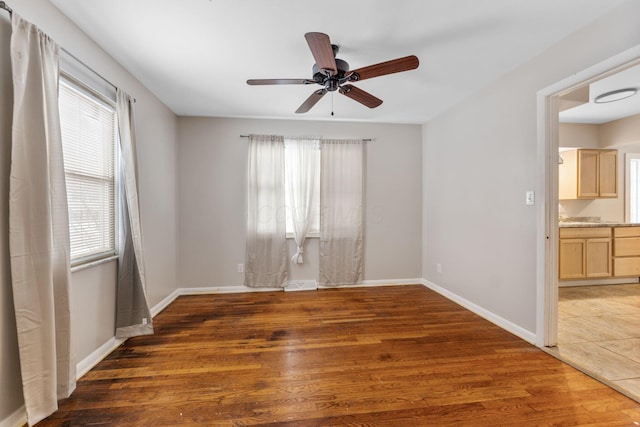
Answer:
285, 280, 318, 292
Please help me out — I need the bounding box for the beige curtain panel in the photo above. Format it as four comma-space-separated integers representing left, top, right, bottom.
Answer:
9, 13, 75, 426
115, 89, 153, 339
245, 134, 288, 287
319, 139, 364, 286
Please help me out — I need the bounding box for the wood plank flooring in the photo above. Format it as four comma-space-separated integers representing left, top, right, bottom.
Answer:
552, 283, 640, 400
41, 285, 640, 426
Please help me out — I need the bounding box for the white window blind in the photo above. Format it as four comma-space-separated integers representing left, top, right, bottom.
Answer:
59, 78, 117, 264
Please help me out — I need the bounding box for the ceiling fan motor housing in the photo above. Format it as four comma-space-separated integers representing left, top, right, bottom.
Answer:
313, 58, 350, 91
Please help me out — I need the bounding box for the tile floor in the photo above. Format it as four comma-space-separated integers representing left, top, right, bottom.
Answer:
551, 283, 640, 401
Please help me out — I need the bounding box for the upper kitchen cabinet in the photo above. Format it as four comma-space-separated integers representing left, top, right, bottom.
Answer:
559, 149, 617, 199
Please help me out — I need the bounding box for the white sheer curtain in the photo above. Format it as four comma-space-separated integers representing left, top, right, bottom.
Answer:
245, 135, 288, 287
285, 137, 320, 264
9, 14, 75, 426
319, 139, 364, 286
115, 89, 153, 339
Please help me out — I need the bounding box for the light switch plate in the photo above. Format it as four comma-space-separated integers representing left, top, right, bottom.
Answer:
525, 190, 535, 206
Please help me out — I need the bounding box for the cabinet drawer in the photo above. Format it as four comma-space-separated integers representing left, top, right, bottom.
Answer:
559, 227, 611, 239
614, 227, 640, 238
614, 237, 640, 257
614, 257, 640, 277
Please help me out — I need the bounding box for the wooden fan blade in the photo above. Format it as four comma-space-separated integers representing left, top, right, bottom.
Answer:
247, 78, 315, 85
339, 84, 383, 108
305, 32, 337, 76
295, 89, 327, 114
349, 55, 419, 82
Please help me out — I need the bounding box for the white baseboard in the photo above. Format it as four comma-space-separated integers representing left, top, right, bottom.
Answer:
178, 285, 283, 295
421, 279, 536, 345
76, 337, 125, 380
0, 405, 26, 427
318, 278, 423, 289
150, 289, 180, 317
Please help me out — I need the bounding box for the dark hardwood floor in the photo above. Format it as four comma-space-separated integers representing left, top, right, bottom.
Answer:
41, 285, 640, 426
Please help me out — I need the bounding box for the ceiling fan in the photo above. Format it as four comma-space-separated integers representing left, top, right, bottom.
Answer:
247, 32, 419, 114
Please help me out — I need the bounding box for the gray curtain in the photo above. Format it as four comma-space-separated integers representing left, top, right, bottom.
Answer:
9, 13, 75, 426
115, 89, 153, 339
319, 139, 364, 286
245, 134, 288, 287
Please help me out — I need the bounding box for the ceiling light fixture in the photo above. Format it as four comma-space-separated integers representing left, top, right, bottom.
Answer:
594, 88, 637, 104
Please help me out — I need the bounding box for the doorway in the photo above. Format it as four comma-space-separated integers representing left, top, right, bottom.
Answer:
539, 47, 640, 400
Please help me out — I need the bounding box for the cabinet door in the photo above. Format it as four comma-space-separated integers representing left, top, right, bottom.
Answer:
577, 150, 599, 198
585, 238, 612, 278
559, 238, 585, 279
598, 150, 617, 197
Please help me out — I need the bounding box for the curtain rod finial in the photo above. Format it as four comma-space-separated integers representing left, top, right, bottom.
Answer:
0, 1, 12, 14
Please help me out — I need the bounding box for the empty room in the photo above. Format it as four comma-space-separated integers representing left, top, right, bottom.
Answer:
2, 0, 640, 426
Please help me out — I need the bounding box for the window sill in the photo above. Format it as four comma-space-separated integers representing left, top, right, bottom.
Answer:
286, 232, 320, 239
71, 255, 119, 273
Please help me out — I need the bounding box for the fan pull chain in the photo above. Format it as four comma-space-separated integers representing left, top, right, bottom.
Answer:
331, 92, 334, 116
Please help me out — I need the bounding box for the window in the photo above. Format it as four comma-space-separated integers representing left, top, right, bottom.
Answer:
59, 76, 117, 265
284, 138, 320, 237
627, 154, 640, 223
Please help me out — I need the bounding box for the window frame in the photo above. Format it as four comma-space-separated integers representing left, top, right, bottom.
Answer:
59, 71, 120, 268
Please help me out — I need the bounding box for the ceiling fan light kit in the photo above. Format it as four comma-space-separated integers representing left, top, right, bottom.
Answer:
594, 88, 637, 104
247, 32, 419, 114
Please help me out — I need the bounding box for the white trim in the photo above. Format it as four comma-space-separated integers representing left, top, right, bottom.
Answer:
150, 289, 180, 317
536, 45, 640, 348
70, 254, 118, 273
625, 153, 640, 223
0, 406, 26, 427
318, 278, 423, 289
76, 337, 125, 380
422, 279, 536, 345
178, 285, 284, 295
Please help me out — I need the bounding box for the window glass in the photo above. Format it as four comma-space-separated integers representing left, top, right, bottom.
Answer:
59, 77, 117, 264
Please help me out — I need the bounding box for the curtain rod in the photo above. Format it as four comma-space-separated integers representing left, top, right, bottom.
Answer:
61, 48, 136, 102
240, 135, 372, 142
0, 1, 12, 14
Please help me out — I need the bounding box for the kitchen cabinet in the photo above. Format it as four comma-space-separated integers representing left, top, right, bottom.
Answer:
559, 149, 617, 199
559, 227, 612, 279
613, 227, 640, 277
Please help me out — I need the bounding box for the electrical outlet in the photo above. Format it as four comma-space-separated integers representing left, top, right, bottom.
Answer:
237, 263, 244, 273
436, 263, 442, 273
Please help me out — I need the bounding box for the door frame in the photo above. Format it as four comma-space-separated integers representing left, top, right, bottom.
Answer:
536, 46, 640, 348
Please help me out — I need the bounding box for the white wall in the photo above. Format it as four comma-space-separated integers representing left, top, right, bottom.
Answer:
423, 0, 640, 335
0, 0, 179, 423
177, 117, 422, 288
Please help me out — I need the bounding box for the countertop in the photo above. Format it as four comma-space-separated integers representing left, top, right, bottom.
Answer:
559, 222, 639, 228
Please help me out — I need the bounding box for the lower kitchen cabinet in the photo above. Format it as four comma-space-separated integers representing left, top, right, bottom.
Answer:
559, 227, 612, 280
613, 227, 640, 277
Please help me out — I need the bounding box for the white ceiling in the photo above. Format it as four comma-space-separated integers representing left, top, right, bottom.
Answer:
50, 0, 628, 124
560, 63, 640, 124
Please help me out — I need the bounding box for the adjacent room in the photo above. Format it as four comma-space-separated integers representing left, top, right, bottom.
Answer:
1, 0, 640, 425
